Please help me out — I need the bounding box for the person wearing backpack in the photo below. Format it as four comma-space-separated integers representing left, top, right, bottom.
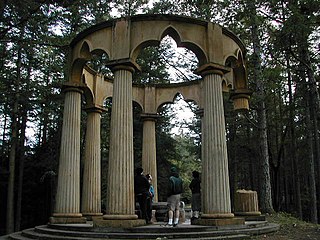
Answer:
166, 166, 183, 227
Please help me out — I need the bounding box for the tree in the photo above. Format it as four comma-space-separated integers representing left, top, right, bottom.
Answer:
242, 0, 275, 213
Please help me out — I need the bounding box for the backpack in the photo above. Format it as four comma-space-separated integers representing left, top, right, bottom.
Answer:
170, 176, 183, 194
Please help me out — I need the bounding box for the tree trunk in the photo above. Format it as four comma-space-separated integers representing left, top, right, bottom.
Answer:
15, 58, 31, 231
6, 45, 22, 235
287, 57, 302, 218
305, 92, 318, 223
246, 0, 274, 213
15, 108, 27, 231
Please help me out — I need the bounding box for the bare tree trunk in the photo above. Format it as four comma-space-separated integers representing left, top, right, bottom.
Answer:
305, 93, 318, 223
15, 58, 31, 231
15, 108, 27, 231
246, 0, 274, 213
305, 52, 320, 221
287, 58, 302, 218
6, 48, 22, 235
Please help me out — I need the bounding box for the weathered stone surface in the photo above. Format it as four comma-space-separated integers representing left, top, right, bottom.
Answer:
49, 216, 86, 224
234, 189, 261, 216
192, 217, 245, 226
93, 218, 145, 228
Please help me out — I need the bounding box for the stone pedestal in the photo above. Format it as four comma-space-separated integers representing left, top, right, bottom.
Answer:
234, 189, 264, 221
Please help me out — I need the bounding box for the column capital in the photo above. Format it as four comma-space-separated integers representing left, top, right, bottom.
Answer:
83, 104, 107, 114
140, 113, 160, 122
62, 82, 86, 94
195, 63, 231, 77
106, 58, 141, 73
229, 89, 252, 111
229, 89, 253, 99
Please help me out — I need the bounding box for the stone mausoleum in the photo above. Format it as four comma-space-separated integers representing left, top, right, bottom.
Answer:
50, 14, 251, 227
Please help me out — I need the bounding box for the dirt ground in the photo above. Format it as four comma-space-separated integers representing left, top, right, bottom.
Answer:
250, 212, 320, 240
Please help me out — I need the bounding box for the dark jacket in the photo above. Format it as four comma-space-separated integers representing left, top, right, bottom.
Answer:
134, 174, 150, 195
167, 173, 183, 196
189, 178, 201, 194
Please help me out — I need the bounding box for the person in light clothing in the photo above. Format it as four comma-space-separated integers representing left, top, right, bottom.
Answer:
166, 167, 183, 227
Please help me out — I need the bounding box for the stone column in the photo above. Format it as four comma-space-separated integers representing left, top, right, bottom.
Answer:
81, 106, 104, 219
141, 113, 159, 202
193, 66, 244, 226
201, 70, 233, 219
51, 86, 86, 224
98, 63, 144, 227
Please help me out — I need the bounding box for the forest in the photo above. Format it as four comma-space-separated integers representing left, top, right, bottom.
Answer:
0, 0, 319, 236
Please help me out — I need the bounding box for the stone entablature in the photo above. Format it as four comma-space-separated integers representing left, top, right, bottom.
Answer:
71, 14, 250, 109
83, 67, 202, 113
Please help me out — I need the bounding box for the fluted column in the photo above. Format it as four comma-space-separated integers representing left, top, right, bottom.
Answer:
52, 86, 85, 223
81, 107, 104, 219
201, 70, 233, 219
103, 65, 137, 220
141, 113, 159, 202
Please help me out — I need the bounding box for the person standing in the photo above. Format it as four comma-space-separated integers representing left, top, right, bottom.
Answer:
189, 170, 201, 219
166, 167, 183, 227
146, 174, 154, 223
134, 167, 151, 224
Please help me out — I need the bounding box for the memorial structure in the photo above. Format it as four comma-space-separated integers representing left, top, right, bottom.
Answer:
50, 14, 251, 227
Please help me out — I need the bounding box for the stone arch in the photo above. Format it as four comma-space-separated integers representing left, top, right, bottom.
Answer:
70, 58, 87, 83
79, 41, 92, 59
156, 91, 199, 112
81, 74, 94, 106
222, 78, 232, 92
156, 91, 181, 111
131, 40, 160, 62
160, 26, 207, 65
225, 50, 247, 90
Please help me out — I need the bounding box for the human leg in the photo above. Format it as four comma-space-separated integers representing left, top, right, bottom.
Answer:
174, 209, 179, 226
138, 194, 148, 223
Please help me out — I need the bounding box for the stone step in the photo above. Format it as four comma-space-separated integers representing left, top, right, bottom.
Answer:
16, 228, 250, 240
4, 221, 279, 240
8, 232, 31, 240
22, 229, 97, 240
34, 225, 250, 239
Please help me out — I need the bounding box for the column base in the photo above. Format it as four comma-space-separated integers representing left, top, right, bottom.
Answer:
235, 214, 266, 221
49, 214, 86, 224
201, 213, 235, 218
82, 212, 103, 221
234, 211, 261, 216
93, 216, 145, 228
191, 217, 245, 226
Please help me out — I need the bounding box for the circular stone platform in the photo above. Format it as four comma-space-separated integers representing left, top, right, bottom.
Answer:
1, 220, 279, 240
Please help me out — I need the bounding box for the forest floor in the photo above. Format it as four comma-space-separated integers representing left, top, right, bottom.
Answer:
250, 212, 320, 240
